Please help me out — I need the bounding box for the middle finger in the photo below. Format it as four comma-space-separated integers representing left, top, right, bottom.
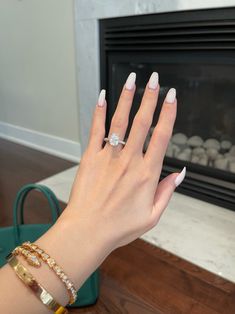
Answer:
123, 72, 159, 155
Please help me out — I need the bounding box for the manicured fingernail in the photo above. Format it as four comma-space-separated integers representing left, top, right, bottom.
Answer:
148, 72, 159, 89
174, 167, 186, 187
125, 72, 136, 90
166, 88, 176, 103
98, 89, 106, 107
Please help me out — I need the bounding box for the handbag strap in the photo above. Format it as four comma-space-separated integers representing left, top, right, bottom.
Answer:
19, 185, 62, 224
13, 184, 62, 246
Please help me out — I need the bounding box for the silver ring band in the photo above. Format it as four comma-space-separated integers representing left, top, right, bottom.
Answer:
104, 133, 126, 147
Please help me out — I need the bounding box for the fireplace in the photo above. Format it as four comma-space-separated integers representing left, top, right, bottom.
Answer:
99, 8, 235, 211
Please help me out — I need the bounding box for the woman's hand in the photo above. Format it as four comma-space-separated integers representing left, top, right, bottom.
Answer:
62, 72, 185, 252
0, 73, 186, 312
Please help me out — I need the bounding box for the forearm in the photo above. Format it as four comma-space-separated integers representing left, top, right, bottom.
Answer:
0, 208, 112, 313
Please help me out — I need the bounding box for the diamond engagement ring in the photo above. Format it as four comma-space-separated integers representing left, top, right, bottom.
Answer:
104, 133, 126, 147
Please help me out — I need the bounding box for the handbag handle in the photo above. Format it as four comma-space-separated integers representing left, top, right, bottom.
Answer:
19, 185, 62, 224
13, 184, 62, 246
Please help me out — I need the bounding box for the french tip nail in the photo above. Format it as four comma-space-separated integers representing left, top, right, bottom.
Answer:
166, 88, 176, 103
174, 166, 186, 187
148, 72, 159, 89
125, 72, 136, 90
98, 89, 106, 107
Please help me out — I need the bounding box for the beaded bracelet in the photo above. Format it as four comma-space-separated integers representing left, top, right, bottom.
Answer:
13, 241, 78, 304
6, 253, 68, 314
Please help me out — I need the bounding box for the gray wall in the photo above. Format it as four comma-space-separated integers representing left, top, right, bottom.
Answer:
0, 0, 80, 142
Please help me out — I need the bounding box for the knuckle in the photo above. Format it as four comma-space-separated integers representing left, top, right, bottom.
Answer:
119, 92, 133, 103
134, 115, 152, 129
93, 107, 103, 119
112, 116, 128, 129
80, 149, 97, 169
146, 91, 158, 101
91, 124, 105, 136
138, 169, 152, 185
155, 127, 171, 143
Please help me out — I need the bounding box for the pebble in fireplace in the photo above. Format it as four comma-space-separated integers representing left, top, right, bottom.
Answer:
163, 133, 235, 173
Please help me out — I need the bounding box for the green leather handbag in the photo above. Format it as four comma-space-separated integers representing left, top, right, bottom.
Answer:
0, 183, 99, 308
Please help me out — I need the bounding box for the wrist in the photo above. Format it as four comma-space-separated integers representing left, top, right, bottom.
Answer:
58, 205, 116, 255
33, 206, 112, 301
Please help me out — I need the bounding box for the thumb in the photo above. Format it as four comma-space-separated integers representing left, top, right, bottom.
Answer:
152, 167, 186, 222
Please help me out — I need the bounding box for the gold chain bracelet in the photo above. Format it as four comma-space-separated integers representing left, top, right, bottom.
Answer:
13, 241, 78, 305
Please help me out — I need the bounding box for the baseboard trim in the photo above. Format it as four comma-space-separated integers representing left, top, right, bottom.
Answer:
0, 122, 81, 163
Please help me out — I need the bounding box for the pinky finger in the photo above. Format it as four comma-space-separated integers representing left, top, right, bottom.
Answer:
150, 167, 186, 225
87, 89, 107, 153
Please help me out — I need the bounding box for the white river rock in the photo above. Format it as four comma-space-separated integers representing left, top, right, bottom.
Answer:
177, 152, 191, 161
229, 161, 235, 173
203, 138, 220, 150
164, 132, 234, 173
172, 133, 188, 146
198, 155, 208, 166
191, 155, 200, 163
187, 135, 203, 147
229, 145, 235, 156
214, 158, 228, 170
206, 148, 219, 160
192, 147, 205, 157
221, 140, 232, 151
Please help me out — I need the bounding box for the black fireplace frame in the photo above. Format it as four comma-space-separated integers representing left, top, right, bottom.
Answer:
99, 7, 235, 211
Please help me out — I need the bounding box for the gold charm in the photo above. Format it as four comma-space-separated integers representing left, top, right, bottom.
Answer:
26, 253, 41, 267
13, 245, 41, 267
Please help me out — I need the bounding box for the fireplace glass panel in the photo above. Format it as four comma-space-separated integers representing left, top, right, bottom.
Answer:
108, 52, 235, 177
100, 8, 235, 210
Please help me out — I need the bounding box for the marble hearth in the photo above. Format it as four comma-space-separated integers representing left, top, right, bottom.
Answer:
38, 166, 235, 283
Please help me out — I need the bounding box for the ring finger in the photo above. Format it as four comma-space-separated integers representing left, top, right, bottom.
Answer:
104, 72, 136, 153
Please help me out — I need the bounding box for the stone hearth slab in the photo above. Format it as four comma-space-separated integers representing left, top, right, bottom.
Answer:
38, 165, 235, 283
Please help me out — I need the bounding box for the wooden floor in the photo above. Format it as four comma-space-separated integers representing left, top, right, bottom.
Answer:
1, 138, 235, 314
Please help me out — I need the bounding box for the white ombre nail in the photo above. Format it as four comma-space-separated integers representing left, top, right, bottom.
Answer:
175, 167, 186, 187
125, 72, 136, 90
148, 72, 159, 89
98, 89, 106, 107
166, 88, 176, 103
